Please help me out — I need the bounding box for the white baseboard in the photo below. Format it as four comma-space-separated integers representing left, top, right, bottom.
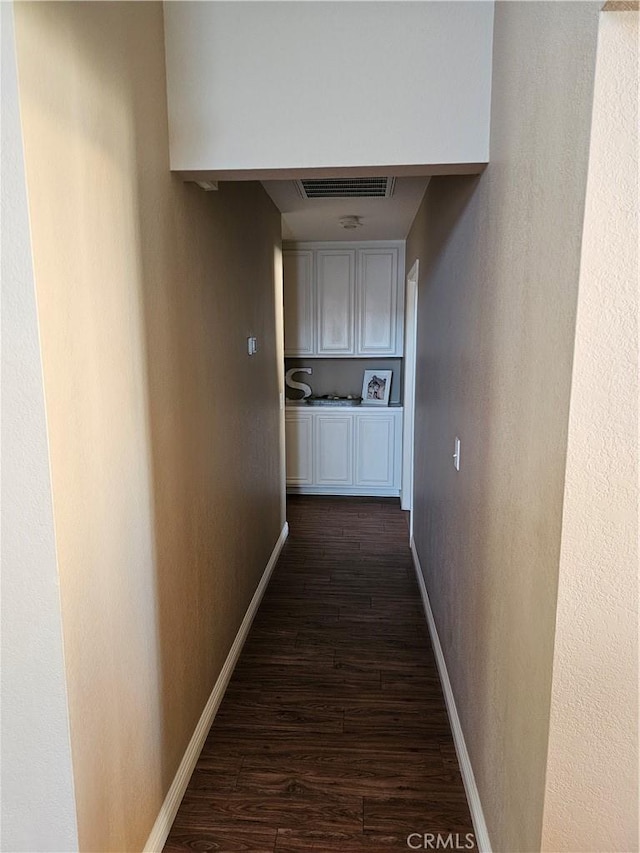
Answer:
143, 522, 290, 853
287, 486, 400, 498
410, 538, 493, 853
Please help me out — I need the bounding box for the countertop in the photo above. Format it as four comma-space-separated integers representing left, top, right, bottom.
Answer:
286, 401, 403, 409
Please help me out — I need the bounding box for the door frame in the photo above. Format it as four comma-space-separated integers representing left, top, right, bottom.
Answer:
401, 260, 419, 538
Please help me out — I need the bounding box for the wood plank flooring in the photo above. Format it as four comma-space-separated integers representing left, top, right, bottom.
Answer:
164, 496, 475, 852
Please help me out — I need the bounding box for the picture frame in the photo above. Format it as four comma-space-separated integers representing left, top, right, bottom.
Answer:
361, 370, 392, 406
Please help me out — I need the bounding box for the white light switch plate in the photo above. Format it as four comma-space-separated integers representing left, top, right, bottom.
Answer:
453, 436, 461, 471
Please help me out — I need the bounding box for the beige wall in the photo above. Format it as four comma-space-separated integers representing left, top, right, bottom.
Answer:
541, 10, 639, 851
1, 5, 78, 849
406, 3, 599, 851
14, 3, 284, 850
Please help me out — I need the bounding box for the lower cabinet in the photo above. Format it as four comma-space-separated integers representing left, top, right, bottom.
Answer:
315, 415, 353, 486
285, 412, 313, 485
355, 414, 397, 487
285, 407, 403, 496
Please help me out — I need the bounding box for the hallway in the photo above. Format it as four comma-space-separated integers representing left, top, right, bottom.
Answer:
164, 497, 475, 851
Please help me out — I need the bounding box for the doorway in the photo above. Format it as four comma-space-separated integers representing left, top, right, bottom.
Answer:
401, 259, 419, 539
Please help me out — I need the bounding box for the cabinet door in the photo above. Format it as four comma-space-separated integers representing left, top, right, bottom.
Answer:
315, 415, 353, 485
357, 248, 398, 355
355, 414, 396, 487
316, 250, 355, 355
285, 413, 313, 485
283, 251, 314, 356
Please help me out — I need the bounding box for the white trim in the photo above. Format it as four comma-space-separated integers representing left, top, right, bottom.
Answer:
143, 522, 290, 853
284, 239, 406, 252
401, 259, 419, 520
286, 405, 404, 414
410, 538, 493, 853
287, 486, 400, 498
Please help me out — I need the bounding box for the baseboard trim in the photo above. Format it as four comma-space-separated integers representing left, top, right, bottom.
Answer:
287, 486, 400, 498
143, 522, 290, 853
410, 538, 492, 853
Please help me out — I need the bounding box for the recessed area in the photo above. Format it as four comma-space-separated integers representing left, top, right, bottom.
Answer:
263, 176, 430, 242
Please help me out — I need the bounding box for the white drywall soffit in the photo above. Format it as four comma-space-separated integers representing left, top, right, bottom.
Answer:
263, 176, 430, 241
0, 4, 79, 850
164, 2, 494, 174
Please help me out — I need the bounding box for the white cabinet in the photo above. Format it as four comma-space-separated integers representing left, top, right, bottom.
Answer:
283, 242, 404, 357
355, 413, 397, 487
316, 250, 356, 355
283, 251, 314, 356
285, 411, 313, 485
357, 248, 399, 355
315, 415, 353, 485
285, 407, 402, 496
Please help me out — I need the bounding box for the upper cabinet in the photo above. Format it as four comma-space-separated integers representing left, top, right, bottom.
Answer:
357, 248, 399, 356
316, 250, 356, 355
283, 242, 404, 358
283, 251, 314, 356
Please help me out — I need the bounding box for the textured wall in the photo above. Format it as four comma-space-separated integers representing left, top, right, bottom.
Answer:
405, 3, 599, 850
541, 10, 639, 852
0, 5, 78, 849
14, 3, 283, 850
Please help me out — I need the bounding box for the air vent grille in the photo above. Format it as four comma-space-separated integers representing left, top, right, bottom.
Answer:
296, 177, 395, 199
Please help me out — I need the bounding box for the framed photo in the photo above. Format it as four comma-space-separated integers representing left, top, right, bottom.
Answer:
361, 370, 392, 406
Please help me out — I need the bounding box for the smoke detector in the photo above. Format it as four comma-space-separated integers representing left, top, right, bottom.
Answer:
339, 215, 363, 230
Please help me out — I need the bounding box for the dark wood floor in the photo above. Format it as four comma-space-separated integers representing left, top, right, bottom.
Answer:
164, 496, 475, 852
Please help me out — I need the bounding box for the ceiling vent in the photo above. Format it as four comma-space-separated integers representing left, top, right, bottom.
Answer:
296, 177, 396, 200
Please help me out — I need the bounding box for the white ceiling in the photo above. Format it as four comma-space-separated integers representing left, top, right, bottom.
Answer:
261, 176, 430, 242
